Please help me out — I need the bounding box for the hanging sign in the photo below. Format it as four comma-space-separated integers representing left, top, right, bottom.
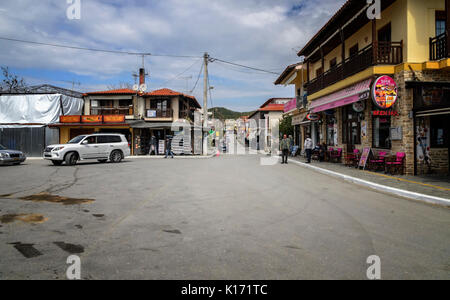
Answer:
352, 100, 366, 113
372, 75, 398, 109
306, 113, 321, 122
82, 115, 102, 123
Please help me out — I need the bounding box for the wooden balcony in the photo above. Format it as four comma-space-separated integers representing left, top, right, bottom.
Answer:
146, 108, 173, 119
91, 106, 133, 116
430, 32, 449, 61
306, 41, 403, 95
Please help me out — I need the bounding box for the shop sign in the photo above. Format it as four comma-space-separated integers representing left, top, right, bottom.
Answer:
60, 115, 81, 123
352, 100, 366, 113
390, 127, 403, 141
292, 114, 305, 126
103, 115, 125, 123
372, 75, 398, 109
284, 98, 297, 113
306, 113, 321, 122
372, 110, 399, 116
81, 115, 102, 123
147, 110, 157, 118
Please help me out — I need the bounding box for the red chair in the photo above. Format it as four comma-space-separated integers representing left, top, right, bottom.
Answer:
385, 152, 406, 175
345, 149, 360, 167
330, 148, 343, 163
368, 151, 388, 172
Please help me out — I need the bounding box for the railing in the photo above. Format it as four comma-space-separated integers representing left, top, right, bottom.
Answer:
147, 108, 173, 118
430, 32, 448, 61
179, 110, 194, 120
91, 106, 133, 116
306, 41, 403, 95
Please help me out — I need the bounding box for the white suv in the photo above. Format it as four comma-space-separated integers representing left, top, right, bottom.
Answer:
44, 134, 131, 166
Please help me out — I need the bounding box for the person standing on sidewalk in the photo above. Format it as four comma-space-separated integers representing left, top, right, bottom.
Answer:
165, 137, 174, 159
280, 134, 291, 164
304, 134, 313, 164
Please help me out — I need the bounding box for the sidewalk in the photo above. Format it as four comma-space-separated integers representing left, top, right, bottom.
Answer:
290, 156, 450, 205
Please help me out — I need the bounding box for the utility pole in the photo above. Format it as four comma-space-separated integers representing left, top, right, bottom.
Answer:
203, 52, 209, 156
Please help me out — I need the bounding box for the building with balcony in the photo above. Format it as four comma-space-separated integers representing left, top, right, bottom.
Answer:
51, 68, 202, 155
293, 0, 449, 175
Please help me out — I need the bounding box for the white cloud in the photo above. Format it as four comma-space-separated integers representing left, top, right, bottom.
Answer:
0, 0, 346, 111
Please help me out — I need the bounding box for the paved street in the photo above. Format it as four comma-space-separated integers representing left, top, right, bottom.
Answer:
0, 155, 449, 280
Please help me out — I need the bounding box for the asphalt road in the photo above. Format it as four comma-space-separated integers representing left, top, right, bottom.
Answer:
0, 155, 449, 280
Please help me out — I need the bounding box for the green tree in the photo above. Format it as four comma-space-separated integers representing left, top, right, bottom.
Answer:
279, 115, 294, 137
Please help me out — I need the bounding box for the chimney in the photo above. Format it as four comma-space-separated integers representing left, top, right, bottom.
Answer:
139, 68, 145, 85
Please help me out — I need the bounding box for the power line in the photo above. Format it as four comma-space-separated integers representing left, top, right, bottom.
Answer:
210, 57, 280, 75
189, 62, 204, 94
156, 58, 201, 89
0, 36, 201, 58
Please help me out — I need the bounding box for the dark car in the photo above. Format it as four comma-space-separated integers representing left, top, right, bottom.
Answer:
0, 144, 26, 165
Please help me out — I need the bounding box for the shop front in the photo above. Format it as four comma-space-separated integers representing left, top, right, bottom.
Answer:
410, 82, 450, 176
51, 115, 132, 149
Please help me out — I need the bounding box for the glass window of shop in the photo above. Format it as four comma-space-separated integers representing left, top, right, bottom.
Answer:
430, 115, 449, 148
373, 116, 391, 149
326, 114, 336, 146
342, 106, 361, 145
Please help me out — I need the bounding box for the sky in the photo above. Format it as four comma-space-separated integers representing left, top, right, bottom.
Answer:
0, 0, 346, 112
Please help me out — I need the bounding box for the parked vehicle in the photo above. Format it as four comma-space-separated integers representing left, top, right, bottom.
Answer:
0, 144, 26, 165
43, 134, 130, 166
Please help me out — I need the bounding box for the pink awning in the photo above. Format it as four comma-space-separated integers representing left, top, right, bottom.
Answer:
284, 98, 297, 113
310, 78, 372, 113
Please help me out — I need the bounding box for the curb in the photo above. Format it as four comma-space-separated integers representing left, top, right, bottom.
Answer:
287, 158, 450, 207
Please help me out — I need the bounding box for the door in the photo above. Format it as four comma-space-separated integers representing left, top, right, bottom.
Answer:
81, 136, 100, 159
96, 135, 113, 158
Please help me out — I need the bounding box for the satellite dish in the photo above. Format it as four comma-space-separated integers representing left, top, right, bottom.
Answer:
139, 84, 147, 92
133, 84, 139, 91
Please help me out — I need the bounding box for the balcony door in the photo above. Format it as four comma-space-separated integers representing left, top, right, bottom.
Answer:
378, 23, 392, 62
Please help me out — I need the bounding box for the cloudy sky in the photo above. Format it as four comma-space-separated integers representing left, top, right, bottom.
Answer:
0, 0, 345, 112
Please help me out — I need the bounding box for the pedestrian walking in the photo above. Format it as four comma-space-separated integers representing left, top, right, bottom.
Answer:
165, 137, 174, 159
280, 134, 291, 164
304, 134, 313, 163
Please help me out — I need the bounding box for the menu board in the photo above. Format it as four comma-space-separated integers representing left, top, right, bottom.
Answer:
358, 147, 372, 169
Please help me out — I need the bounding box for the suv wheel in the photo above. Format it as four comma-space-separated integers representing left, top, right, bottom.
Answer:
65, 152, 78, 166
52, 160, 63, 166
110, 150, 123, 163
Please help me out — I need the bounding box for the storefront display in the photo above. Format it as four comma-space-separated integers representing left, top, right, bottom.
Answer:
373, 116, 391, 149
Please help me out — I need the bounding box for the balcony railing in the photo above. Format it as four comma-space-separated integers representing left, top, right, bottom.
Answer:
91, 107, 133, 116
147, 108, 173, 118
306, 41, 403, 95
430, 32, 448, 61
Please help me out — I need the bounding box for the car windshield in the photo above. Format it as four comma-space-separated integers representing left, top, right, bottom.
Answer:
0, 144, 6, 150
68, 136, 86, 144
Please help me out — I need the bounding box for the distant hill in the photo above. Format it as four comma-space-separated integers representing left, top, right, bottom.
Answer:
208, 107, 254, 121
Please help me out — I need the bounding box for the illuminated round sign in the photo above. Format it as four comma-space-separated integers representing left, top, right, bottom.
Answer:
352, 100, 366, 113
372, 75, 398, 110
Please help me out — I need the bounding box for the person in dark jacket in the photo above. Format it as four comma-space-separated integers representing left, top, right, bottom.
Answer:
280, 134, 291, 164
165, 137, 174, 159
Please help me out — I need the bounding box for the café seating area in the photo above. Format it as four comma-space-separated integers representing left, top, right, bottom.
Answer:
309, 146, 407, 176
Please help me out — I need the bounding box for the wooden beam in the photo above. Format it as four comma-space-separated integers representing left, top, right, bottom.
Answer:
340, 28, 345, 80
372, 19, 378, 63
447, 0, 450, 57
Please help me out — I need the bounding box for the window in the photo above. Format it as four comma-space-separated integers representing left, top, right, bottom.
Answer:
119, 100, 132, 107
378, 23, 392, 42
326, 115, 336, 146
436, 11, 446, 36
431, 116, 449, 148
373, 117, 391, 149
150, 99, 168, 110
84, 136, 97, 144
316, 67, 323, 78
342, 106, 361, 145
349, 44, 359, 58
329, 58, 337, 69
